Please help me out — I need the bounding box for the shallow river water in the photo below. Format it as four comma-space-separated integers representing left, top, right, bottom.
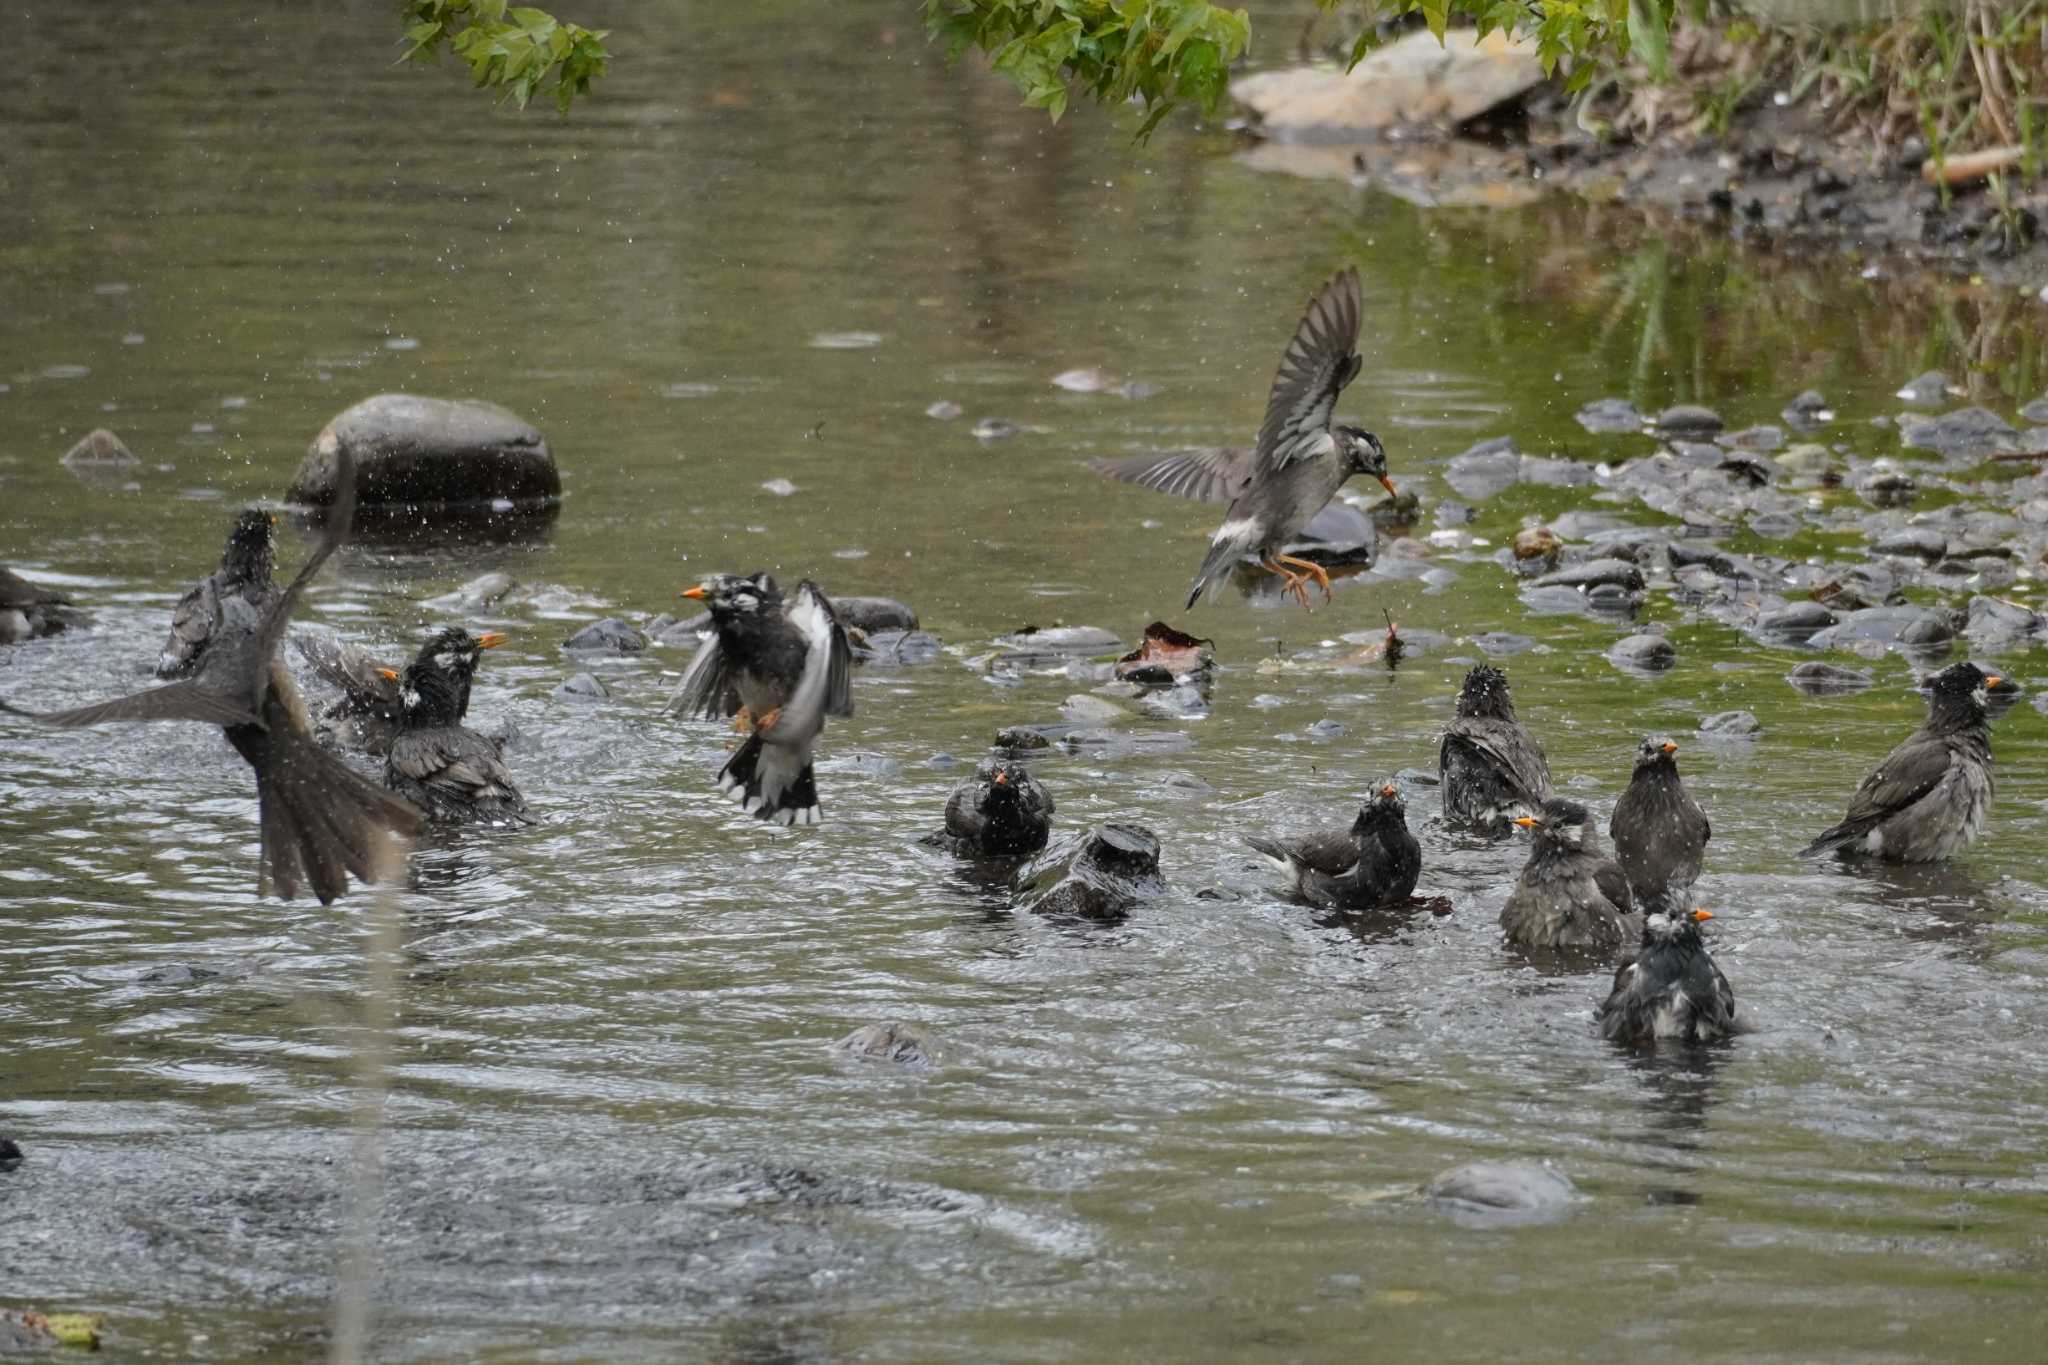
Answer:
5, 3, 2048, 1361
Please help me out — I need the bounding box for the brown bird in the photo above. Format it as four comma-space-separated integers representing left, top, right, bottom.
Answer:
4, 449, 423, 903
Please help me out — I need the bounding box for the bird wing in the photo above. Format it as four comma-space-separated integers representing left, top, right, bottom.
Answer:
1445, 719, 1550, 806
1091, 447, 1255, 505
1806, 728, 1954, 852
1255, 268, 1365, 473
778, 580, 846, 735
666, 630, 739, 719
1593, 857, 1635, 916
7, 679, 258, 729
1288, 826, 1363, 878
250, 446, 356, 707
156, 577, 219, 677
391, 728, 522, 805
293, 628, 400, 709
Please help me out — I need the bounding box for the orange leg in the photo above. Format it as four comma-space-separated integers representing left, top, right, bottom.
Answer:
731, 706, 754, 733
1260, 557, 1315, 610
1272, 554, 1333, 603
755, 706, 783, 733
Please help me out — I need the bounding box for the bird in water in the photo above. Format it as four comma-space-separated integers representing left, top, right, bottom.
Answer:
668, 572, 852, 826
0, 568, 82, 643
379, 650, 530, 826
927, 759, 1055, 858
1246, 781, 1421, 909
1439, 664, 1552, 834
297, 625, 505, 756
1800, 661, 2001, 863
156, 507, 281, 679
1597, 906, 1735, 1046
1499, 799, 1637, 952
3, 448, 423, 903
1609, 737, 1710, 906
1095, 269, 1395, 610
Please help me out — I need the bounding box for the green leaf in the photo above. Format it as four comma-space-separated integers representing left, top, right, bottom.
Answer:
1628, 0, 1670, 79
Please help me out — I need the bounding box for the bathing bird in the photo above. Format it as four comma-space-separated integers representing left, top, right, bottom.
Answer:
929, 759, 1055, 858
1609, 736, 1710, 905
1597, 907, 1735, 1045
156, 506, 280, 679
1499, 799, 1637, 951
1800, 660, 2000, 862
298, 625, 504, 756
380, 649, 529, 826
1246, 781, 1421, 909
1440, 664, 1552, 834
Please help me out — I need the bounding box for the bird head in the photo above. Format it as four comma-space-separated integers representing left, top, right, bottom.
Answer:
1356, 780, 1406, 829
223, 506, 277, 581
384, 657, 463, 724
1515, 798, 1590, 849
680, 572, 779, 620
1923, 660, 2002, 711
1455, 664, 1516, 721
1337, 425, 1396, 498
1634, 735, 1680, 772
1646, 906, 1715, 942
418, 626, 505, 677
978, 760, 1032, 810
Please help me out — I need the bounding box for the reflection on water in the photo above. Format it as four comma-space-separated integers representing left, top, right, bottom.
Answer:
4, 1, 2048, 1360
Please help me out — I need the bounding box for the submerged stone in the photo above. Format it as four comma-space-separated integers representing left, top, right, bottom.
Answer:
1575, 397, 1642, 433
1426, 1161, 1576, 1223
59, 427, 139, 470
1870, 527, 1947, 561
1755, 601, 1837, 642
1787, 661, 1874, 694
289, 394, 558, 508
1782, 390, 1831, 428
1813, 605, 1957, 652
1964, 595, 2041, 644
1720, 424, 1784, 453
834, 595, 919, 633
562, 618, 647, 654
1532, 558, 1646, 593
1699, 709, 1762, 737
1653, 404, 1724, 437
1894, 370, 1952, 406
834, 1021, 936, 1068
1607, 633, 1676, 671
1898, 407, 2019, 460
553, 672, 611, 702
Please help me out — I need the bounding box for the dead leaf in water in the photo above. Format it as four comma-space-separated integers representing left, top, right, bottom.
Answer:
1114, 621, 1214, 684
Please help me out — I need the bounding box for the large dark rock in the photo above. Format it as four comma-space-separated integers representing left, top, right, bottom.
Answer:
833, 596, 919, 633
1015, 823, 1163, 921
1898, 407, 2019, 460
288, 394, 559, 510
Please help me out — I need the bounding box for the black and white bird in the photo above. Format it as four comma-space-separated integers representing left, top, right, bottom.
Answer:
1095, 269, 1394, 610
297, 625, 504, 756
156, 507, 281, 679
669, 572, 852, 826
1499, 799, 1637, 951
380, 651, 529, 826
1246, 781, 1422, 909
1439, 664, 1552, 834
1609, 737, 1710, 906
928, 759, 1055, 858
1800, 661, 2001, 863
1597, 907, 1736, 1046
4, 449, 424, 903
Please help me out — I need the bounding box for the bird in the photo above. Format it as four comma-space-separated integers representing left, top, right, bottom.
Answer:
3, 447, 424, 903
668, 572, 853, 826
1597, 907, 1735, 1045
928, 759, 1055, 858
1439, 664, 1552, 833
1245, 780, 1421, 909
380, 651, 530, 826
1609, 736, 1710, 905
1096, 269, 1395, 610
297, 625, 505, 756
155, 506, 281, 679
1499, 799, 1637, 951
1800, 660, 2002, 862
0, 568, 82, 643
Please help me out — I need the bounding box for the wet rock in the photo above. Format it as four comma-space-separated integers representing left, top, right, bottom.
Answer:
1856, 466, 1917, 507
1870, 526, 1947, 562
553, 672, 611, 702
1898, 407, 2019, 460
0, 568, 82, 642
925, 400, 963, 421
970, 417, 1019, 441
0, 1136, 20, 1165
1426, 1161, 1576, 1224
1787, 661, 1874, 694
1720, 424, 1784, 453
421, 571, 518, 614
1575, 397, 1642, 434
1015, 823, 1164, 921
654, 615, 709, 647
1472, 630, 1533, 655
1776, 442, 1833, 475
1519, 584, 1599, 615
834, 1021, 935, 1068
138, 964, 223, 985
1813, 605, 1957, 654
59, 426, 139, 471
1061, 694, 1127, 726
1305, 718, 1348, 739
994, 725, 1053, 752
1532, 558, 1645, 594
562, 618, 647, 654
1894, 370, 1952, 406
288, 394, 558, 509
1755, 601, 1837, 643
1699, 709, 1762, 737
1140, 682, 1211, 720
1231, 27, 1543, 136
820, 752, 902, 779
1607, 632, 1676, 672
1964, 595, 2042, 645
1653, 404, 1724, 437
834, 595, 919, 633
1782, 390, 1832, 429
2021, 394, 2048, 424
1444, 435, 1521, 500
996, 624, 1120, 660
853, 628, 942, 665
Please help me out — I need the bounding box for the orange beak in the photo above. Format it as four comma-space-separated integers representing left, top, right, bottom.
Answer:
1380, 784, 1396, 797
994, 770, 1009, 786
679, 585, 708, 601
377, 667, 400, 682
1661, 741, 1678, 755
1512, 815, 1539, 829
1985, 674, 2003, 688
476, 631, 506, 649
1378, 475, 1398, 497
1691, 909, 1714, 922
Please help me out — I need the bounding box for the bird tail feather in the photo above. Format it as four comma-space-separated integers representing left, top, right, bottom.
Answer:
1243, 834, 1293, 870
235, 720, 424, 904
716, 734, 822, 826
1186, 532, 1253, 610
